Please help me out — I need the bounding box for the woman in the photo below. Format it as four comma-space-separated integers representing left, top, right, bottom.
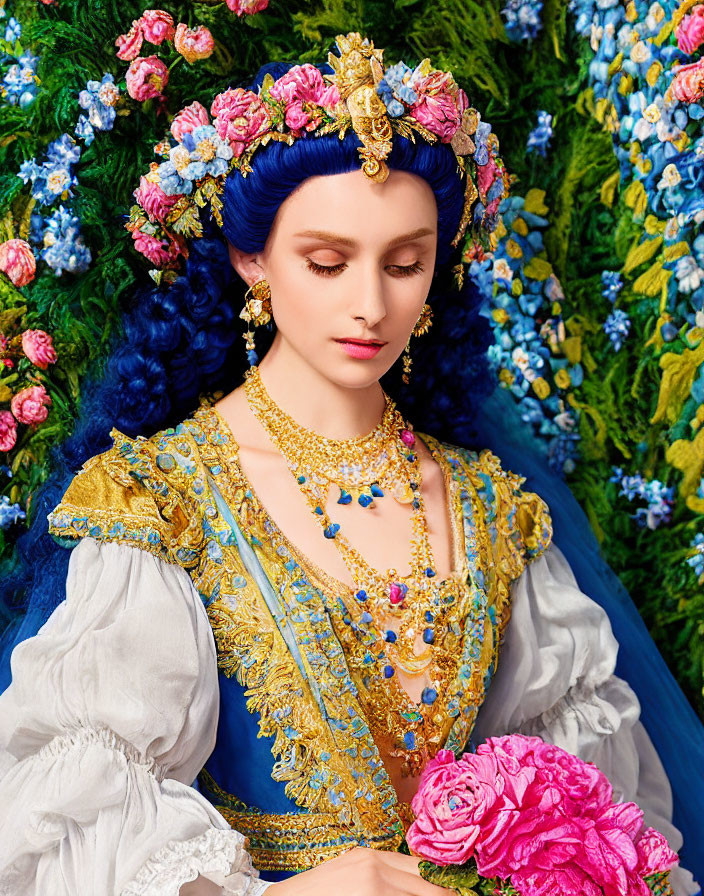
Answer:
0, 33, 699, 895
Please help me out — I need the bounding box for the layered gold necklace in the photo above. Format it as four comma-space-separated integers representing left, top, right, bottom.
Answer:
243, 365, 462, 774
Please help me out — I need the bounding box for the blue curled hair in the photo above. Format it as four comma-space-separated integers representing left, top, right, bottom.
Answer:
0, 62, 494, 686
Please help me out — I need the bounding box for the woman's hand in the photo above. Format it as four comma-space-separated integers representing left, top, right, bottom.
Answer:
265, 848, 454, 896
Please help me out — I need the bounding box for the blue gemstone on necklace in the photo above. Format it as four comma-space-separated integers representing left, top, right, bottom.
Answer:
425, 567, 435, 577
297, 475, 306, 484
421, 687, 438, 705
384, 630, 397, 643
358, 493, 373, 508
412, 499, 420, 509
338, 489, 352, 505
361, 611, 373, 625
370, 483, 384, 497
323, 523, 340, 538
422, 627, 435, 644
355, 589, 368, 602
314, 505, 323, 514
425, 610, 434, 622
383, 665, 395, 678
407, 453, 415, 462
403, 731, 416, 749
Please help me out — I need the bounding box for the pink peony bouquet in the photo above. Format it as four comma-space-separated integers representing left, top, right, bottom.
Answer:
406, 735, 678, 896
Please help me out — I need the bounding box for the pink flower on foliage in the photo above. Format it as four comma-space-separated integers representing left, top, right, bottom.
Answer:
677, 6, 704, 54
0, 239, 36, 287
410, 72, 468, 142
115, 24, 144, 61
134, 171, 178, 222
21, 330, 57, 370
126, 55, 169, 102
407, 748, 536, 867
0, 412, 17, 453
140, 9, 175, 45
225, 0, 269, 14
131, 229, 182, 267
171, 101, 210, 140
211, 88, 271, 156
636, 827, 679, 876
668, 59, 704, 104
269, 64, 340, 133
11, 385, 51, 425
174, 23, 214, 64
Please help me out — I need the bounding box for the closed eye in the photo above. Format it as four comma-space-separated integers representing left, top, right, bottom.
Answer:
305, 259, 425, 278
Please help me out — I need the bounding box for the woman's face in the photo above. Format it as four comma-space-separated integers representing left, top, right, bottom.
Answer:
229, 168, 438, 389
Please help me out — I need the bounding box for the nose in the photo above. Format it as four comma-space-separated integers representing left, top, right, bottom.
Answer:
352, 264, 388, 328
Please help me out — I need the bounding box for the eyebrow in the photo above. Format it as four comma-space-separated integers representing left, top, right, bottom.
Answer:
293, 227, 435, 248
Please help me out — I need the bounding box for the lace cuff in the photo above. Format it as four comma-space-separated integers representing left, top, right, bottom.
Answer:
120, 827, 258, 896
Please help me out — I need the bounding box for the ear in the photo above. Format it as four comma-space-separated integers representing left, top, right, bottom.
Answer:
227, 241, 266, 287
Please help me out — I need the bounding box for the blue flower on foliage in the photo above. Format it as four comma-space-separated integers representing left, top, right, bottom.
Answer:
610, 466, 674, 528
47, 133, 82, 167
75, 74, 120, 145
4, 16, 21, 42
502, 0, 544, 41
0, 496, 25, 529
18, 135, 82, 206
604, 308, 631, 350
377, 62, 418, 117
601, 270, 623, 302
40, 205, 92, 276
687, 533, 704, 579
527, 111, 553, 157
2, 51, 40, 108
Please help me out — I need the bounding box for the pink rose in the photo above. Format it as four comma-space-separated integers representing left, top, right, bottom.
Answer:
126, 55, 169, 103
225, 0, 269, 14
21, 330, 58, 370
269, 64, 340, 133
139, 9, 175, 45
636, 827, 679, 876
677, 6, 704, 54
0, 411, 17, 453
0, 239, 36, 287
409, 71, 467, 142
134, 172, 178, 222
131, 229, 182, 267
211, 88, 271, 156
171, 101, 210, 140
11, 385, 51, 425
115, 24, 143, 61
174, 23, 215, 64
668, 59, 704, 104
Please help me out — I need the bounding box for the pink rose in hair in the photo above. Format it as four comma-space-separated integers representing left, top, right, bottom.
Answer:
636, 827, 679, 876
11, 385, 51, 425
139, 9, 175, 45
0, 239, 36, 287
0, 412, 17, 453
131, 229, 182, 267
677, 6, 704, 54
134, 172, 178, 222
126, 55, 169, 102
21, 330, 58, 370
171, 101, 210, 140
174, 23, 215, 64
115, 24, 144, 61
269, 64, 340, 133
225, 0, 269, 14
410, 73, 467, 143
668, 59, 704, 104
211, 88, 271, 156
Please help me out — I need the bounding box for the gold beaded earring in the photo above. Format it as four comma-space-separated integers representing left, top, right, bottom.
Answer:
402, 302, 433, 385
239, 278, 272, 367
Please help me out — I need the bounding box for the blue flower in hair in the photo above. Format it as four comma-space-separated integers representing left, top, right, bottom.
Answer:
377, 62, 418, 117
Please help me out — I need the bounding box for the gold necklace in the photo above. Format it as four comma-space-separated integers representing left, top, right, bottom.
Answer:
243, 365, 456, 773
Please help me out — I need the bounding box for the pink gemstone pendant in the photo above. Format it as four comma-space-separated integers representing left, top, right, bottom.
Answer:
400, 429, 415, 447
389, 582, 405, 605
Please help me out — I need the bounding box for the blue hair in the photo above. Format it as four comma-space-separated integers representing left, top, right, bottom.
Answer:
0, 63, 493, 686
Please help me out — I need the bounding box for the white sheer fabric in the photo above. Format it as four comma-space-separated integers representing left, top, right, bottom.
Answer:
474, 543, 698, 895
0, 538, 267, 896
0, 537, 697, 894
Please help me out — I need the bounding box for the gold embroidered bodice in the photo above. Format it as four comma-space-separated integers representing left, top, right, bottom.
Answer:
48, 402, 553, 871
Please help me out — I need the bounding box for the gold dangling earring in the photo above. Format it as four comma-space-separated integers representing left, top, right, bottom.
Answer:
402, 302, 433, 385
239, 278, 272, 367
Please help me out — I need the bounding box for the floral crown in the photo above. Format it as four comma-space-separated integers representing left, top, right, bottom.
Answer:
127, 32, 508, 282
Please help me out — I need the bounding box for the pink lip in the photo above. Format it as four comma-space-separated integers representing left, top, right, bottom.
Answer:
335, 339, 385, 359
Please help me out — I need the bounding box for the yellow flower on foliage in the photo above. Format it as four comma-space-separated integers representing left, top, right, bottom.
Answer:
651, 336, 704, 426
532, 377, 551, 399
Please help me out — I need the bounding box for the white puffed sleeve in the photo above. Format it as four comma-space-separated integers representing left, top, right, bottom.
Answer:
472, 542, 699, 896
0, 537, 273, 896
